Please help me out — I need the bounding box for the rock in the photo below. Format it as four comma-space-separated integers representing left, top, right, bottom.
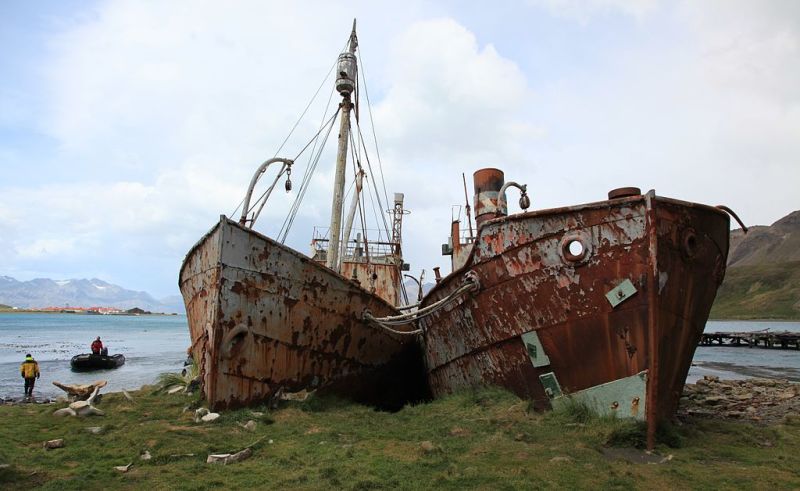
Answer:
114, 463, 133, 473
703, 375, 719, 383
419, 441, 436, 453
250, 411, 264, 417
140, 450, 152, 461
195, 408, 209, 418
268, 439, 274, 445
778, 390, 796, 400
122, 390, 134, 402
85, 426, 103, 434
702, 396, 727, 406
207, 448, 253, 465
43, 439, 64, 450
167, 386, 183, 395
734, 393, 754, 401
53, 408, 76, 417
201, 413, 220, 423
550, 456, 573, 463
242, 420, 257, 432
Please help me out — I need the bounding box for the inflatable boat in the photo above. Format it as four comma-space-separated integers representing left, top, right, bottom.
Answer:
70, 353, 126, 371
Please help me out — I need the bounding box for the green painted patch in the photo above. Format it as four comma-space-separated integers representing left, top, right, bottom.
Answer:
552, 371, 647, 420
521, 331, 550, 368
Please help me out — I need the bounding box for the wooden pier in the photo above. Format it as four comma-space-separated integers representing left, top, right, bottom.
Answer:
699, 330, 800, 350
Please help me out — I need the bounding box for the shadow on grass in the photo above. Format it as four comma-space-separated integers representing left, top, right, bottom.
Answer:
545, 396, 684, 449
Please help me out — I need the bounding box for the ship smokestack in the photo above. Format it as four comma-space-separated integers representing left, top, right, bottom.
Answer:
473, 168, 507, 228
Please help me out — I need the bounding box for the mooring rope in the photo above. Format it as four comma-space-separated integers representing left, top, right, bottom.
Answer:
363, 273, 480, 334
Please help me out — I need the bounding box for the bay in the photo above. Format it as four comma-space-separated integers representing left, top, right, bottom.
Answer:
0, 313, 189, 400
688, 320, 800, 383
1, 314, 798, 400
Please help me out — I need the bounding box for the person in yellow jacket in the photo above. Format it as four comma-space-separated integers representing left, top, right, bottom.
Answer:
20, 353, 40, 399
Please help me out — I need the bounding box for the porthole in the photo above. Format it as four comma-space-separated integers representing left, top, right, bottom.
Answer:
683, 229, 698, 258
567, 240, 584, 258
559, 232, 592, 265
221, 325, 249, 360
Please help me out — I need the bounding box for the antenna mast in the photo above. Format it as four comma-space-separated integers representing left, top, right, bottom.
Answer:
462, 173, 474, 239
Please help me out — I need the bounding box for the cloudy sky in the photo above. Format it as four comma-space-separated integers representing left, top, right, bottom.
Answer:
1, 0, 798, 299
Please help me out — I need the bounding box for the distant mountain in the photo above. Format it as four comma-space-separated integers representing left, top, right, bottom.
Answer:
711, 210, 800, 320
0, 276, 184, 313
402, 279, 436, 304
728, 211, 800, 266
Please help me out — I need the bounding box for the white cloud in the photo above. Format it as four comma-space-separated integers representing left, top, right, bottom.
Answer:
528, 0, 659, 23
15, 238, 77, 259
2, 0, 799, 296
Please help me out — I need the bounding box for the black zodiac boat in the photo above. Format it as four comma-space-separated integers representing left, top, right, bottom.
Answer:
70, 353, 126, 371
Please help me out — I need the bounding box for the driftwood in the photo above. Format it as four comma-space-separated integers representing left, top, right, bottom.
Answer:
52, 380, 108, 400
207, 448, 252, 465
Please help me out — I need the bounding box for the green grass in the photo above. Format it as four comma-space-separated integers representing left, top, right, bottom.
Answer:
1, 387, 798, 490
711, 260, 800, 320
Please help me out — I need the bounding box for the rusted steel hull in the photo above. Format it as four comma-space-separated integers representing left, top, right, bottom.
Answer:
420, 192, 729, 446
180, 216, 420, 410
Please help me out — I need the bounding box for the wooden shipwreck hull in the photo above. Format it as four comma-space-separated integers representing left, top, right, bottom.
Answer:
180, 216, 419, 410
421, 189, 730, 447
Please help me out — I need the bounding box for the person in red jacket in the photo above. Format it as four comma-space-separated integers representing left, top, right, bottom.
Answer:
91, 336, 103, 355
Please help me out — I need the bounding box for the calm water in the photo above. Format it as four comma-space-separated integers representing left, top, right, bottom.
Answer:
0, 314, 797, 400
0, 313, 189, 400
688, 320, 800, 383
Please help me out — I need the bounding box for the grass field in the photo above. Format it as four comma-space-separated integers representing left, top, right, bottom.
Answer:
711, 261, 800, 320
1, 387, 799, 490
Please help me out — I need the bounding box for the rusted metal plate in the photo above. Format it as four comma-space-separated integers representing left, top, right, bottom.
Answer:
421, 191, 729, 449
180, 216, 421, 410
340, 262, 401, 306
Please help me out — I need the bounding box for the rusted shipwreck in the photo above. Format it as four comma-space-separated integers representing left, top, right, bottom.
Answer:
179, 23, 421, 410
416, 168, 738, 448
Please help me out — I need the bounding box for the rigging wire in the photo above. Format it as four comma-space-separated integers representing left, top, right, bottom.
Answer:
356, 124, 392, 237
356, 50, 392, 214
278, 108, 340, 243
230, 37, 348, 220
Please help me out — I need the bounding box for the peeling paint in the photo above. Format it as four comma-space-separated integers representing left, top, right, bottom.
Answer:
422, 187, 730, 448
180, 216, 422, 410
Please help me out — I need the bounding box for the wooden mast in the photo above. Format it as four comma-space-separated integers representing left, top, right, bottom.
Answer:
326, 21, 358, 272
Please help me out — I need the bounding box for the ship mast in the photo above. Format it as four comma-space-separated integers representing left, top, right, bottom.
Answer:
326, 20, 358, 272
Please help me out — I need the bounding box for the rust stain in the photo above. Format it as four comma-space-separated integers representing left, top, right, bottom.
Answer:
422, 172, 730, 450
179, 216, 427, 411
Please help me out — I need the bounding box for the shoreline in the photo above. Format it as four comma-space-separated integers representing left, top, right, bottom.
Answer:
0, 310, 180, 316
